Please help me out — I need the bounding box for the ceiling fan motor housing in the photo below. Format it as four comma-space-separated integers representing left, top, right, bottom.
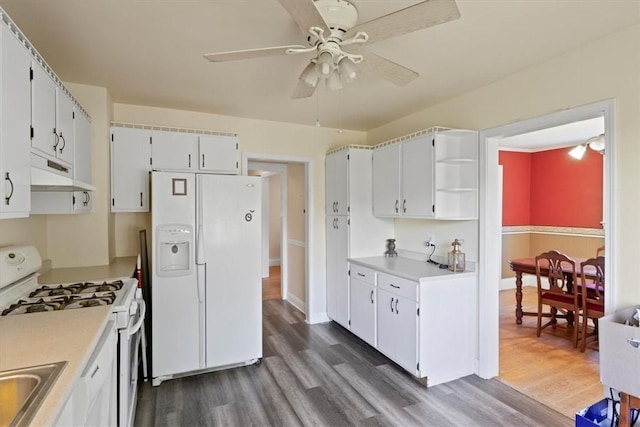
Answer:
314, 0, 358, 41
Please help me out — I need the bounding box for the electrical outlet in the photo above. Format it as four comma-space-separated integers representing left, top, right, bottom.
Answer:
425, 235, 435, 247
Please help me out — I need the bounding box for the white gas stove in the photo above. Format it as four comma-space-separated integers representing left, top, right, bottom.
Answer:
0, 246, 145, 427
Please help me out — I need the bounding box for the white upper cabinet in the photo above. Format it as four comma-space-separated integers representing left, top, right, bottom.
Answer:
54, 88, 75, 166
325, 150, 349, 215
74, 110, 92, 185
372, 128, 478, 220
372, 144, 401, 217
30, 61, 58, 161
149, 132, 238, 174
400, 135, 434, 217
198, 134, 238, 174
0, 24, 32, 219
111, 127, 151, 212
151, 130, 197, 171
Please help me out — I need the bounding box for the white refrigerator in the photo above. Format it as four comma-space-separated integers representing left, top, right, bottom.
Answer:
150, 171, 262, 385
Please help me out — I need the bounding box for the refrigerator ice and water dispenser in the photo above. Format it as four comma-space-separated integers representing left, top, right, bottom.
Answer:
156, 225, 193, 276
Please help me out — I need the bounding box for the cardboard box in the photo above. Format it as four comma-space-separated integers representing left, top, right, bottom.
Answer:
575, 399, 612, 427
599, 305, 640, 396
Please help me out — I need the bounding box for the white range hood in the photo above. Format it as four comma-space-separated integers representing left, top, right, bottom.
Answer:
30, 153, 95, 192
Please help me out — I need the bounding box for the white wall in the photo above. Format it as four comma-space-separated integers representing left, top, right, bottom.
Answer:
269, 173, 281, 264
368, 24, 640, 307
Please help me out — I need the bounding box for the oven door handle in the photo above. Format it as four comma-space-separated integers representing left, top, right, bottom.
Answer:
127, 298, 146, 337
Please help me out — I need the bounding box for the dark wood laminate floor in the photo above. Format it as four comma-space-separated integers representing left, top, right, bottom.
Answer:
135, 299, 571, 426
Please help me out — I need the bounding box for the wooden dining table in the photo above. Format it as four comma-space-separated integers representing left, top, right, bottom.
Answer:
508, 256, 598, 324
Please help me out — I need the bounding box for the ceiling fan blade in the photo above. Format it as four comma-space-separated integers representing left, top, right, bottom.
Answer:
345, 0, 461, 44
355, 49, 419, 86
291, 80, 317, 99
275, 0, 330, 35
203, 45, 306, 62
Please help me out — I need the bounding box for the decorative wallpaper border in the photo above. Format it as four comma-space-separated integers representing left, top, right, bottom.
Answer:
326, 144, 372, 155
110, 121, 237, 137
502, 225, 604, 237
373, 126, 451, 149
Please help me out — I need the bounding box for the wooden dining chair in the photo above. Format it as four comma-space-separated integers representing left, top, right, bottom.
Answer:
535, 250, 580, 347
596, 246, 605, 257
578, 256, 605, 352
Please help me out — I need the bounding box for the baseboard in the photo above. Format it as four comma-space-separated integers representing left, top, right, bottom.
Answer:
500, 276, 536, 290
269, 258, 281, 267
285, 292, 306, 314
306, 311, 331, 325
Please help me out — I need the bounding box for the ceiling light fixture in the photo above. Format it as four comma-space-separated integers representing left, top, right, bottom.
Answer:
569, 133, 605, 160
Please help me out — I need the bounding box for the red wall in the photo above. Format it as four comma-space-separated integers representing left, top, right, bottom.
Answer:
499, 147, 603, 228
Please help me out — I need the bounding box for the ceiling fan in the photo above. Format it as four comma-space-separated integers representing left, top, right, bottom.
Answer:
203, 0, 461, 99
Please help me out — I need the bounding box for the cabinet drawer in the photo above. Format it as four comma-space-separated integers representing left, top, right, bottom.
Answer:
350, 264, 376, 285
378, 272, 417, 301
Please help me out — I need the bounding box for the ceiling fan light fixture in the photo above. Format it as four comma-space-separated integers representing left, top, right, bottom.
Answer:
299, 61, 319, 87
568, 144, 587, 160
315, 51, 334, 77
326, 69, 343, 91
338, 57, 358, 84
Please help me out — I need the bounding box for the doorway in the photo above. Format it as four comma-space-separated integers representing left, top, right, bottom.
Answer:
477, 99, 616, 382
243, 153, 312, 319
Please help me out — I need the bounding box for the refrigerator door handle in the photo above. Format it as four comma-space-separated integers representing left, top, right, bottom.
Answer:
196, 224, 205, 265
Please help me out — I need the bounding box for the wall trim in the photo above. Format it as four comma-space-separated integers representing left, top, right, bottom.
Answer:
269, 258, 281, 267
286, 292, 307, 315
288, 239, 306, 248
502, 225, 604, 237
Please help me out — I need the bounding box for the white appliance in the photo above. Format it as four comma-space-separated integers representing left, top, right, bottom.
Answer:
150, 171, 262, 385
0, 246, 144, 427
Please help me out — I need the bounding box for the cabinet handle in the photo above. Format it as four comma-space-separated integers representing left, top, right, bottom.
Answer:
395, 200, 399, 213
140, 192, 143, 207
188, 154, 191, 168
4, 172, 14, 205
370, 290, 374, 304
390, 284, 400, 289
52, 130, 60, 151
357, 273, 365, 277
395, 299, 399, 314
58, 133, 66, 153
90, 364, 100, 379
335, 202, 339, 212
402, 199, 407, 213
390, 297, 394, 312
83, 192, 90, 206
335, 218, 338, 229
202, 154, 205, 168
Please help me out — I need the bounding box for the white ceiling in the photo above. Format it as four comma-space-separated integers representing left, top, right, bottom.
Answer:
499, 117, 605, 152
0, 1, 637, 131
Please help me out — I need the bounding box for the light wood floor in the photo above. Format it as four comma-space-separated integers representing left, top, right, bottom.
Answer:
498, 286, 602, 419
136, 299, 571, 426
262, 265, 282, 301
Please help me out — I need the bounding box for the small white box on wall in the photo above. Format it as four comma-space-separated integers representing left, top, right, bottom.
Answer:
599, 305, 640, 396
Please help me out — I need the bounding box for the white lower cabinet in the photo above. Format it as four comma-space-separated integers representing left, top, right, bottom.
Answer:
376, 273, 418, 374
349, 265, 376, 347
326, 215, 349, 328
347, 259, 477, 386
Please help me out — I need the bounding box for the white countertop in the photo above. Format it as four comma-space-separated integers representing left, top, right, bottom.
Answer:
349, 256, 477, 282
0, 306, 112, 426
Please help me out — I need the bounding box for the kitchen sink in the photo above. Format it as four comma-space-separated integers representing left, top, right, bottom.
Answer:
0, 361, 67, 427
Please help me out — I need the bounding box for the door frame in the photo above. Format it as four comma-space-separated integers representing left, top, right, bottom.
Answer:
477, 99, 616, 378
243, 153, 313, 319
248, 161, 288, 297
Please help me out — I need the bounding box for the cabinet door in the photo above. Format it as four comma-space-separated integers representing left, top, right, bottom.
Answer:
0, 25, 32, 218
401, 135, 433, 217
393, 295, 418, 373
325, 150, 349, 215
55, 88, 74, 166
31, 61, 57, 158
74, 110, 92, 184
151, 130, 197, 171
111, 127, 151, 212
74, 191, 92, 213
349, 278, 376, 346
376, 288, 396, 358
198, 135, 238, 174
326, 215, 349, 328
372, 144, 400, 217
